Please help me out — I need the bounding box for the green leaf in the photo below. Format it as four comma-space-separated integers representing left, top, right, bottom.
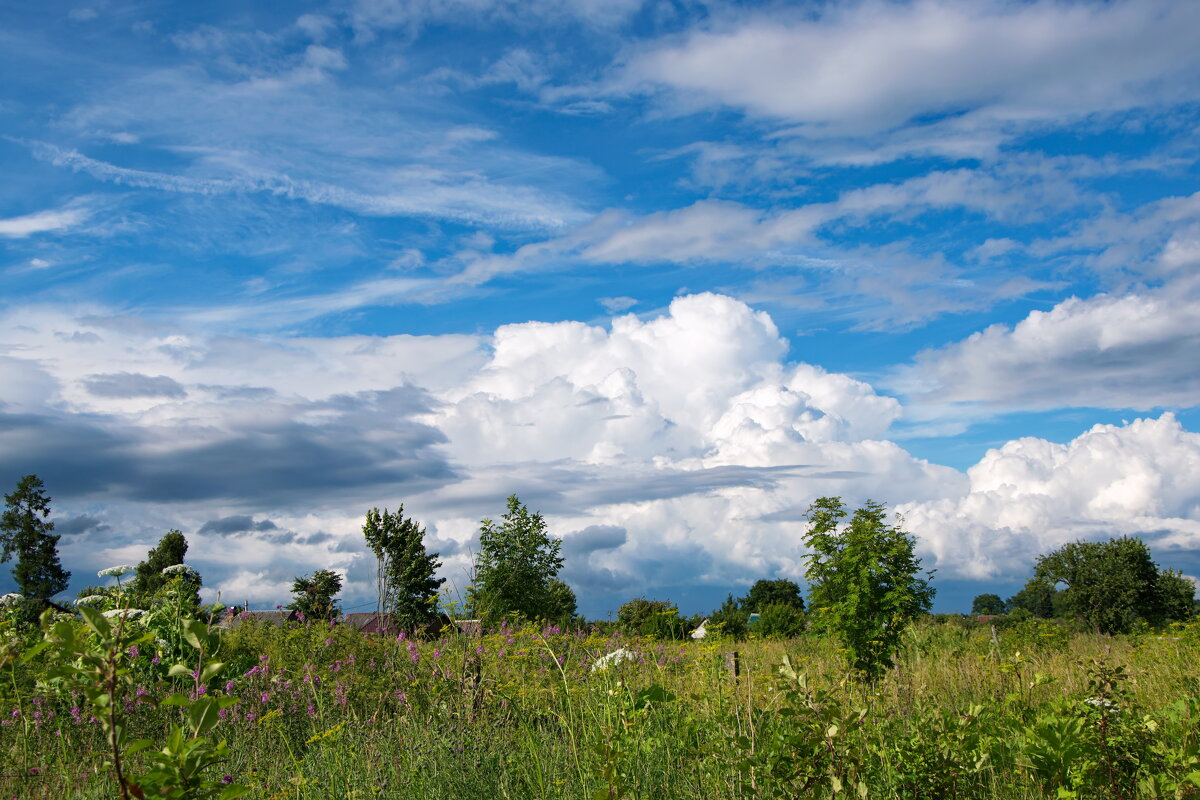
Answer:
125, 738, 154, 756
78, 605, 112, 639
168, 663, 194, 678
19, 639, 51, 664
159, 692, 191, 707
188, 696, 221, 737
183, 619, 207, 651
200, 661, 225, 682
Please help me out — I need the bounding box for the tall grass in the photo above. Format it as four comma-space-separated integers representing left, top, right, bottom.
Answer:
2, 615, 1199, 799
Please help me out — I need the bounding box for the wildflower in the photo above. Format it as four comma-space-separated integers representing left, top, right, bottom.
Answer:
97, 565, 136, 578
591, 648, 637, 673
128, 645, 139, 658
0, 593, 23, 606
221, 775, 233, 785
1084, 697, 1121, 713
75, 595, 107, 606
102, 608, 145, 619
161, 564, 196, 575
225, 681, 236, 693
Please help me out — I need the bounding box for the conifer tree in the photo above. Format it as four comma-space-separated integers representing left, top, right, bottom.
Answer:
0, 474, 71, 616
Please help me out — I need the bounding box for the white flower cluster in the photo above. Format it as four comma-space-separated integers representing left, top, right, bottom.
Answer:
0, 593, 23, 606
98, 565, 136, 578
101, 608, 145, 619
75, 595, 109, 606
1084, 697, 1121, 713
162, 564, 196, 575
591, 647, 637, 673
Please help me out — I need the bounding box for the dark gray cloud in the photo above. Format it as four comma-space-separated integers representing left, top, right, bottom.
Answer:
198, 515, 279, 535
54, 513, 111, 536
563, 524, 626, 558
0, 386, 458, 505
83, 372, 187, 399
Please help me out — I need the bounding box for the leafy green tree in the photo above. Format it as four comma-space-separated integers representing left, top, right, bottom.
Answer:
754, 601, 807, 639
287, 569, 343, 621
362, 506, 445, 631
544, 578, 579, 626
1005, 578, 1060, 618
1158, 569, 1197, 622
468, 495, 565, 623
744, 578, 805, 612
128, 530, 200, 609
616, 597, 687, 639
708, 593, 749, 638
0, 474, 71, 617
803, 497, 935, 681
971, 593, 1005, 615
1034, 536, 1195, 634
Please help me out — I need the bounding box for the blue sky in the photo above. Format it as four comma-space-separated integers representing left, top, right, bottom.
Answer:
2, 0, 1199, 617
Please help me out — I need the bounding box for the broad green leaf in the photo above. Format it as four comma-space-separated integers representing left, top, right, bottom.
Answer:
200, 661, 225, 682
188, 696, 221, 737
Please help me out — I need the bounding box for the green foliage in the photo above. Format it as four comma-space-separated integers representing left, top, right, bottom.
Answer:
972, 593, 1005, 615
1006, 577, 1063, 618
129, 530, 199, 609
469, 495, 566, 624
0, 474, 70, 618
616, 597, 687, 639
362, 506, 445, 631
744, 578, 805, 613
544, 577, 579, 625
287, 569, 343, 621
803, 497, 935, 681
754, 602, 806, 639
708, 594, 749, 639
29, 608, 246, 799
1034, 536, 1194, 634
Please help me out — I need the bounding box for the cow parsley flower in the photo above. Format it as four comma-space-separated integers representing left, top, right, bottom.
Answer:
75, 595, 108, 606
162, 564, 196, 575
102, 608, 145, 619
0, 593, 23, 606
591, 647, 637, 673
98, 565, 136, 578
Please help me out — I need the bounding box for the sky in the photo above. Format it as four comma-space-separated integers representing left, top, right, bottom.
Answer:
2, 0, 1199, 618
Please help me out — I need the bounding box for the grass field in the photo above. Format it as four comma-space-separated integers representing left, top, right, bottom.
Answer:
2, 614, 1199, 799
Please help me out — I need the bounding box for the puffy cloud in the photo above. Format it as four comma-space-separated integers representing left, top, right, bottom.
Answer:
624, 0, 1200, 133
4, 293, 1199, 612
894, 279, 1200, 418
898, 414, 1200, 579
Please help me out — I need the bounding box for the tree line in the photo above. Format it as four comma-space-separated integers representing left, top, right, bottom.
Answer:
3, 473, 1197, 679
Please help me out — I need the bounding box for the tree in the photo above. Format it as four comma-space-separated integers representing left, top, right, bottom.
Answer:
617, 597, 687, 639
468, 495, 565, 624
362, 506, 445, 632
744, 578, 805, 612
754, 601, 807, 639
709, 593, 750, 638
803, 497, 935, 681
1033, 536, 1195, 634
971, 593, 1005, 616
1005, 578, 1061, 618
544, 578, 579, 626
288, 569, 343, 621
128, 530, 200, 608
0, 474, 71, 616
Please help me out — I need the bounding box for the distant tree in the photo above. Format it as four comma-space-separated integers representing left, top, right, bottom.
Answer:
128, 530, 200, 608
744, 578, 805, 612
1034, 537, 1196, 634
1005, 578, 1059, 618
971, 593, 1005, 616
709, 593, 749, 638
362, 506, 445, 631
0, 475, 71, 618
468, 495, 565, 624
288, 569, 343, 621
803, 497, 935, 681
617, 597, 687, 639
544, 578, 579, 626
754, 601, 807, 639
1156, 570, 1197, 622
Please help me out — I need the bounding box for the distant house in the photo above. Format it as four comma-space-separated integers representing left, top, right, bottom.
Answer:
343, 612, 395, 634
